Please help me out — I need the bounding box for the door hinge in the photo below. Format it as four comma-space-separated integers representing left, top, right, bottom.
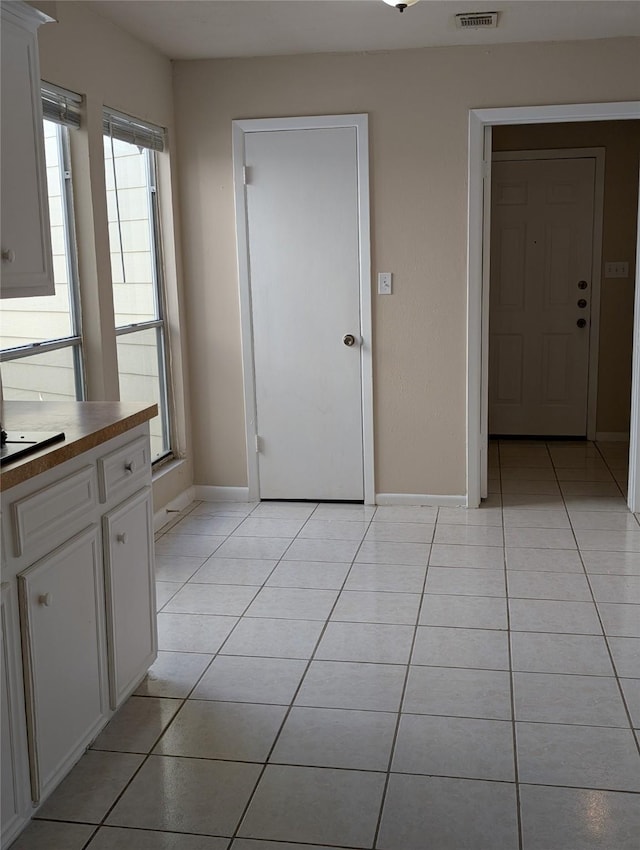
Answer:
482, 160, 490, 180
243, 166, 251, 186
255, 434, 262, 453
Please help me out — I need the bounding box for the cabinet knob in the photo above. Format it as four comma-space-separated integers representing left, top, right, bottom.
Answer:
38, 593, 52, 607
116, 532, 128, 544
1, 248, 15, 263
124, 460, 135, 473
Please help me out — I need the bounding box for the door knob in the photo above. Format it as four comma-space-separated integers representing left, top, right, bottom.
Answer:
38, 593, 52, 607
577, 299, 587, 309
116, 532, 128, 544
343, 334, 356, 347
577, 318, 587, 328
578, 280, 588, 290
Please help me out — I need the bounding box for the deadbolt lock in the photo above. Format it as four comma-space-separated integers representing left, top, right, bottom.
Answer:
343, 334, 356, 347
577, 318, 587, 329
577, 299, 587, 309
578, 280, 588, 290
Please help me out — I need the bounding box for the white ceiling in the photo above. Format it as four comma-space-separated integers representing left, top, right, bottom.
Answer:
86, 0, 640, 61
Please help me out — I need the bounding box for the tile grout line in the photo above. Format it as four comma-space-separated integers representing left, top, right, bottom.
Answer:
500, 440, 525, 850
370, 510, 435, 849
226, 502, 380, 846
551, 442, 640, 760
594, 439, 630, 503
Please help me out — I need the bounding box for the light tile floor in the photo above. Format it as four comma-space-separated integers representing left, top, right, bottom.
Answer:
13, 440, 640, 850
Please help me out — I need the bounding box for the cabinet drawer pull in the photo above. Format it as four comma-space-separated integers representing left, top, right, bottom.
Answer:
116, 532, 128, 544
38, 593, 52, 607
1, 248, 15, 263
124, 461, 135, 473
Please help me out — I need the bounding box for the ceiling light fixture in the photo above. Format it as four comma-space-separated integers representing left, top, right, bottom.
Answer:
383, 0, 420, 13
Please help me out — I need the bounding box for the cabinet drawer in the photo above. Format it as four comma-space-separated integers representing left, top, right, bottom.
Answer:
98, 436, 150, 504
11, 466, 97, 560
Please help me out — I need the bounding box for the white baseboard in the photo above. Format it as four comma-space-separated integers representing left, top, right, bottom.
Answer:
595, 432, 629, 442
193, 485, 252, 502
375, 493, 467, 507
153, 486, 196, 533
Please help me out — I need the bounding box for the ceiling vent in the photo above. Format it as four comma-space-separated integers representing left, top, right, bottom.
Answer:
455, 11, 499, 29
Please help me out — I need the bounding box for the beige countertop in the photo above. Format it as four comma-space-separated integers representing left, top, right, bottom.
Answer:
0, 401, 157, 491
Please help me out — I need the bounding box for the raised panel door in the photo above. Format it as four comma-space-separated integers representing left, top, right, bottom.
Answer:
18, 525, 108, 803
489, 157, 595, 435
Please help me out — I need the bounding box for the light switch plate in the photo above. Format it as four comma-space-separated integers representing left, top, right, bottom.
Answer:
605, 261, 629, 279
378, 272, 392, 295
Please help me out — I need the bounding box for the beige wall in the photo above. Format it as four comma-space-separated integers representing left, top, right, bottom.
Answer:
493, 121, 640, 435
174, 38, 640, 496
33, 1, 193, 511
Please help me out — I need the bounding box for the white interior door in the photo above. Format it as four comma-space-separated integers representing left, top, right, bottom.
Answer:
243, 126, 364, 500
489, 157, 596, 435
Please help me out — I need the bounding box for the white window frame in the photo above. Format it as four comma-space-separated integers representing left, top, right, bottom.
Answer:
103, 117, 172, 462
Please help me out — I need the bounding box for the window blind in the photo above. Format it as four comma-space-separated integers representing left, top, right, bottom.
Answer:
41, 82, 82, 129
103, 107, 166, 152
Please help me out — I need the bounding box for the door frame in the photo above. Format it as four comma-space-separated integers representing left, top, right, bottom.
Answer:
467, 101, 640, 509
232, 114, 375, 503
490, 147, 605, 442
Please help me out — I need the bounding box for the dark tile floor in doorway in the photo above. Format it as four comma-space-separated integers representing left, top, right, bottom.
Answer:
13, 440, 640, 850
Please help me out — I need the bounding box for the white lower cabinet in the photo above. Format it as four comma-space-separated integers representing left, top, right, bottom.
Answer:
103, 487, 156, 710
18, 525, 109, 804
1, 582, 30, 846
0, 423, 157, 846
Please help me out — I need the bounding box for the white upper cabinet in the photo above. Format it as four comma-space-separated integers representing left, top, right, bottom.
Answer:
1, 1, 54, 299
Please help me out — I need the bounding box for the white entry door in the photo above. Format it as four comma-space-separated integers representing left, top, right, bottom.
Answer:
241, 123, 366, 500
489, 157, 596, 435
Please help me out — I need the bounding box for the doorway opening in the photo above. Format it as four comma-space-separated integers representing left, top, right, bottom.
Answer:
467, 102, 640, 510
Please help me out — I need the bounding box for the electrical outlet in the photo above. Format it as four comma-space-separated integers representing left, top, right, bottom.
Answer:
604, 261, 629, 279
378, 272, 392, 295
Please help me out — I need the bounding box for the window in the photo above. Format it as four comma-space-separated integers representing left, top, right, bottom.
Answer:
0, 85, 83, 400
103, 109, 171, 462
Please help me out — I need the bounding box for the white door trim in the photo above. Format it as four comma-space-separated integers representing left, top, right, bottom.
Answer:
628, 167, 640, 513
492, 147, 605, 442
232, 114, 375, 504
467, 101, 640, 509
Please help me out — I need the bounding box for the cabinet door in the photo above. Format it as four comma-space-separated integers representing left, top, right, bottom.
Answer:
0, 4, 53, 298
18, 526, 108, 803
1, 582, 30, 846
103, 487, 157, 709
